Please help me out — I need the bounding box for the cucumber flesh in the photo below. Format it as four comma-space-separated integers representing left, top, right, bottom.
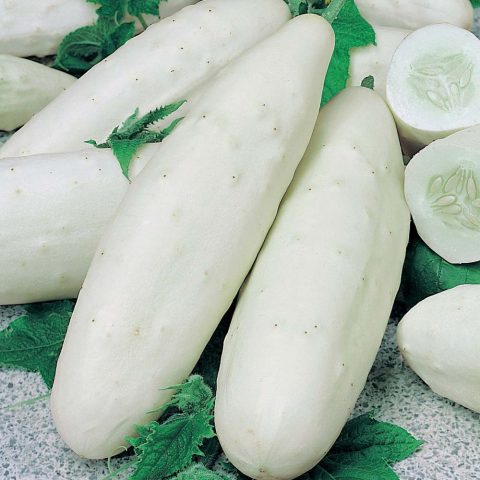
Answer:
405, 125, 480, 264
386, 24, 480, 151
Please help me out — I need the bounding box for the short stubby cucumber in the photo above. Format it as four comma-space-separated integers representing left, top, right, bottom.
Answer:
0, 55, 75, 131
0, 0, 198, 58
0, 147, 159, 305
355, 0, 473, 31
50, 15, 334, 460
405, 125, 480, 264
386, 24, 480, 152
348, 25, 410, 100
215, 87, 410, 480
397, 284, 480, 413
0, 0, 290, 158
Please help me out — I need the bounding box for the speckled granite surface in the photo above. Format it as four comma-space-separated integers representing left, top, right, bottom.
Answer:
2, 10, 480, 480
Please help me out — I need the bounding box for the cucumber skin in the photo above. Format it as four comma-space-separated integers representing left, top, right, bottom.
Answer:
215, 87, 410, 480
397, 284, 480, 413
355, 0, 473, 30
50, 15, 333, 460
401, 235, 480, 309
0, 55, 75, 131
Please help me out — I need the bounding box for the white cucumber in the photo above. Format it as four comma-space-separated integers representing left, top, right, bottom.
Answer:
0, 0, 290, 158
0, 0, 198, 58
0, 0, 97, 58
0, 54, 75, 131
405, 125, 480, 264
355, 0, 473, 31
386, 24, 480, 151
50, 15, 334, 460
397, 284, 480, 413
348, 25, 410, 100
215, 87, 410, 480
0, 147, 159, 305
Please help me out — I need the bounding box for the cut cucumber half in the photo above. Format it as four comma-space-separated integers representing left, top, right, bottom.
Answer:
386, 24, 480, 151
405, 125, 480, 264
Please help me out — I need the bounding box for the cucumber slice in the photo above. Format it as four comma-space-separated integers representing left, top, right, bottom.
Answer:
405, 125, 480, 264
386, 24, 480, 151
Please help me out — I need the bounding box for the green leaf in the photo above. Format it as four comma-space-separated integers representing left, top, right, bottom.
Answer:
174, 463, 231, 480
129, 412, 215, 480
317, 458, 399, 479
55, 0, 161, 75
328, 413, 423, 464
128, 0, 161, 18
401, 234, 480, 308
321, 0, 376, 106
315, 413, 422, 480
320, 0, 346, 24
127, 376, 216, 480
88, 0, 128, 22
54, 18, 135, 75
285, 0, 309, 16
0, 301, 74, 389
161, 374, 215, 414
471, 0, 480, 7
88, 0, 161, 28
111, 139, 144, 178
361, 75, 375, 90
87, 101, 185, 179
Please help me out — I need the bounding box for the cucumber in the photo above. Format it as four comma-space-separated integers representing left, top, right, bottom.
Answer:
0, 0, 198, 58
0, 148, 158, 305
348, 25, 410, 100
405, 125, 480, 264
386, 24, 480, 151
397, 284, 480, 413
215, 87, 410, 480
0, 55, 75, 131
0, 0, 290, 158
355, 0, 473, 31
50, 15, 334, 460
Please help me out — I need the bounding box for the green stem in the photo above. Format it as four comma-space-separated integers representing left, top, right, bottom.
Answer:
2, 393, 50, 411
321, 0, 346, 23
137, 14, 148, 30
100, 459, 136, 480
